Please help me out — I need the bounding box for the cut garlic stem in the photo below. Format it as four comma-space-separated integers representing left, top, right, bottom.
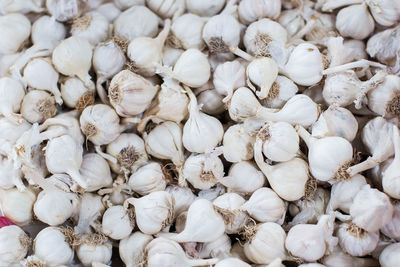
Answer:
0, 109, 24, 125
22, 165, 58, 192
229, 46, 253, 61
291, 19, 317, 40
187, 258, 220, 266
322, 59, 387, 75
353, 71, 387, 109
322, 0, 364, 12
95, 76, 110, 105
95, 145, 117, 164
346, 157, 379, 177
295, 125, 315, 148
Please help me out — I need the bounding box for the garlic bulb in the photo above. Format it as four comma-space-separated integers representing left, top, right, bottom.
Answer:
60, 77, 95, 110
165, 185, 196, 217
186, 0, 225, 16
79, 153, 113, 192
0, 187, 36, 226
0, 13, 31, 54
23, 58, 62, 104
223, 123, 255, 163
106, 133, 148, 174
286, 215, 338, 262
0, 77, 25, 124
381, 125, 400, 198
127, 19, 171, 77
326, 174, 367, 214
367, 26, 400, 68
198, 233, 232, 258
52, 36, 93, 86
159, 198, 225, 243
213, 193, 248, 234
312, 105, 358, 142
71, 11, 109, 46
119, 232, 153, 267
96, 3, 121, 22
213, 60, 246, 102
169, 14, 206, 50
244, 18, 287, 57
202, 14, 241, 53
322, 245, 379, 267
261, 75, 298, 109
101, 205, 134, 240
380, 243, 400, 267
109, 70, 159, 117
219, 161, 265, 194
182, 86, 224, 153
297, 125, 353, 182
0, 156, 23, 190
214, 258, 251, 267
238, 0, 281, 24
367, 75, 400, 117
350, 185, 394, 232
76, 234, 112, 266
336, 4, 375, 40
0, 0, 43, 14
128, 162, 166, 195
75, 193, 105, 234
246, 57, 279, 100
31, 15, 67, 50
147, 0, 185, 18
197, 89, 225, 115
282, 43, 324, 86
162, 45, 184, 67
125, 191, 174, 234
337, 222, 379, 257
243, 222, 287, 264
183, 152, 224, 189
114, 0, 145, 10
114, 6, 159, 40
46, 0, 82, 22
381, 202, 400, 241
0, 225, 30, 265
21, 90, 56, 124
33, 227, 74, 266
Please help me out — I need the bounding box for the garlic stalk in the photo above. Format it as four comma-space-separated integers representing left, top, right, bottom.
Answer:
0, 77, 25, 124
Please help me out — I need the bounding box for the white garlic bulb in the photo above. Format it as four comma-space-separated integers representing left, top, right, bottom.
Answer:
128, 162, 166, 195
261, 75, 298, 109
202, 14, 241, 53
312, 105, 358, 142
46, 0, 82, 22
213, 193, 248, 234
31, 15, 66, 50
74, 193, 105, 234
76, 234, 112, 267
246, 57, 279, 100
337, 222, 379, 257
336, 4, 375, 40
52, 36, 93, 86
0, 156, 24, 190
186, 0, 225, 16
96, 3, 121, 22
126, 191, 174, 234
61, 77, 95, 110
367, 75, 400, 117
21, 90, 56, 124
213, 60, 246, 102
170, 14, 206, 50
381, 202, 400, 241
215, 257, 251, 267
109, 70, 159, 117
23, 58, 62, 104
223, 124, 255, 163
114, 0, 145, 10
0, 187, 36, 226
382, 126, 400, 199
198, 234, 232, 258
119, 232, 153, 267
147, 0, 185, 18
297, 125, 353, 182
33, 227, 74, 266
71, 11, 109, 46
0, 0, 43, 14
79, 153, 113, 192
322, 245, 379, 267
219, 161, 265, 194
162, 45, 184, 67
197, 89, 225, 115
0, 13, 31, 54
101, 205, 134, 240
238, 0, 281, 25
380, 243, 400, 267
286, 215, 338, 262
165, 185, 196, 217
241, 187, 286, 224
0, 77, 25, 124
114, 6, 159, 40
350, 185, 394, 232
182, 86, 224, 153
243, 222, 287, 264
0, 225, 30, 265
366, 26, 400, 68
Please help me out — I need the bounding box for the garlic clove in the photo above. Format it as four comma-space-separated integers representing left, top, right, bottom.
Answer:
79, 153, 113, 192
76, 233, 112, 267
260, 75, 298, 109
367, 75, 400, 118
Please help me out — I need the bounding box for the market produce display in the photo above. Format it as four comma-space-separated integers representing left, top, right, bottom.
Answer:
0, 0, 399, 266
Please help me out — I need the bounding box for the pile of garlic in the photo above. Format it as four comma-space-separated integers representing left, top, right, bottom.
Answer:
0, 0, 399, 266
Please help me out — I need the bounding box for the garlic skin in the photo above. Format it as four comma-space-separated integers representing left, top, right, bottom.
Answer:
198, 233, 232, 258
119, 232, 153, 267
0, 157, 23, 190
219, 161, 265, 194
109, 70, 159, 117
33, 227, 74, 266
0, 77, 25, 124
381, 203, 400, 241
147, 0, 185, 18
367, 26, 400, 68
114, 6, 159, 40
197, 89, 225, 115
379, 242, 400, 267
52, 36, 93, 86
183, 153, 224, 190
223, 124, 255, 163
128, 162, 166, 195
283, 43, 324, 86
336, 4, 375, 40
350, 185, 394, 232
0, 13, 31, 54
312, 105, 358, 142
246, 57, 279, 100
21, 90, 56, 124
0, 225, 30, 265
337, 222, 379, 257
75, 193, 105, 234
186, 0, 225, 16
286, 215, 338, 262
367, 75, 400, 117
243, 222, 287, 264
261, 75, 298, 109
127, 191, 174, 235
213, 60, 246, 102
213, 193, 248, 234
202, 14, 241, 53
71, 11, 109, 46
238, 0, 281, 25
23, 58, 62, 104
101, 205, 134, 240
0, 187, 36, 226
76, 234, 112, 267
170, 14, 206, 50
241, 187, 286, 224
165, 185, 196, 217
80, 153, 113, 192
61, 77, 95, 110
